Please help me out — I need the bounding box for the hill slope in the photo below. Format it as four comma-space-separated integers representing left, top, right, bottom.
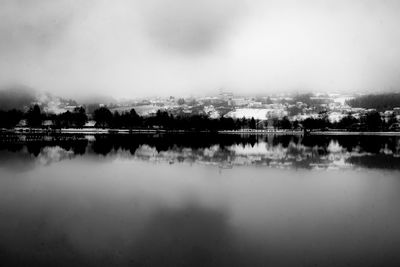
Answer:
346, 93, 400, 111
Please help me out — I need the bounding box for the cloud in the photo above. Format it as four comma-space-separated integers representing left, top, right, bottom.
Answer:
139, 0, 246, 54
0, 0, 91, 52
1, 0, 400, 98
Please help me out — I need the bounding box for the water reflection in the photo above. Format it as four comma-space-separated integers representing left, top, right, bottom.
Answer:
1, 134, 399, 170
1, 134, 400, 266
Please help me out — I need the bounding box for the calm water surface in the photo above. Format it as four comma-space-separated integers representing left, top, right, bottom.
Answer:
0, 134, 400, 266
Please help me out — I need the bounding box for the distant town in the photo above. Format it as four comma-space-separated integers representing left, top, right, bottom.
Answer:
1, 89, 400, 132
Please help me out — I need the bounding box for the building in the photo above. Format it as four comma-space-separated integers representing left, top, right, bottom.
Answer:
84, 120, 96, 128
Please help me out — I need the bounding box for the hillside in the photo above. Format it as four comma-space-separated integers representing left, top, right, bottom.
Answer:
346, 93, 400, 111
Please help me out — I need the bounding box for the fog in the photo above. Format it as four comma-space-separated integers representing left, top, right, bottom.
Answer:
1, 0, 400, 98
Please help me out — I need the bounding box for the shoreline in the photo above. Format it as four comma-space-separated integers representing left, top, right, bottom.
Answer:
1, 128, 400, 136
308, 131, 400, 136
220, 130, 400, 136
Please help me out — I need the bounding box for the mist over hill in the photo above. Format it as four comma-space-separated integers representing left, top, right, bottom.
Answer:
74, 94, 117, 106
1, 84, 400, 117
0, 84, 119, 113
0, 86, 36, 111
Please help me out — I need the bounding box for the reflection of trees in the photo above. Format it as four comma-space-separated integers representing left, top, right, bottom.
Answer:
301, 135, 330, 155
91, 136, 113, 156
37, 147, 74, 165
331, 136, 399, 154
58, 139, 88, 155
71, 140, 88, 155
0, 142, 24, 152
90, 134, 261, 154
26, 142, 42, 157
271, 135, 299, 148
336, 136, 358, 152
357, 136, 383, 154
1, 134, 400, 170
347, 155, 400, 170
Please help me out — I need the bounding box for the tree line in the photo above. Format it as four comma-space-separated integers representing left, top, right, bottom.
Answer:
293, 111, 397, 131
346, 93, 400, 111
0, 104, 398, 131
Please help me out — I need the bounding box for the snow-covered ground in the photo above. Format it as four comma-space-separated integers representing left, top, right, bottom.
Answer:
203, 105, 220, 119
111, 105, 162, 116
333, 95, 354, 105
328, 112, 347, 123
225, 108, 287, 120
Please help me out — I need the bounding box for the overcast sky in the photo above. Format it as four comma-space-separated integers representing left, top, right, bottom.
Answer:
1, 0, 400, 99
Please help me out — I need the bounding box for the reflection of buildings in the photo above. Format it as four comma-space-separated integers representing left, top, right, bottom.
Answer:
1, 134, 400, 170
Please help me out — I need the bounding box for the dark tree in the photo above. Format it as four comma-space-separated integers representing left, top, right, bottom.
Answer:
112, 111, 121, 128
336, 115, 358, 129
218, 117, 236, 130
93, 107, 113, 128
128, 108, 141, 128
154, 110, 171, 129
0, 109, 23, 128
302, 117, 328, 131
249, 117, 256, 129
364, 111, 382, 131
280, 116, 292, 129
26, 104, 42, 128
73, 107, 88, 128
58, 111, 74, 128
292, 120, 300, 129
273, 118, 280, 130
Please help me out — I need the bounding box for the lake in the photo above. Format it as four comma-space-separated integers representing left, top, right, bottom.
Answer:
0, 133, 400, 266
